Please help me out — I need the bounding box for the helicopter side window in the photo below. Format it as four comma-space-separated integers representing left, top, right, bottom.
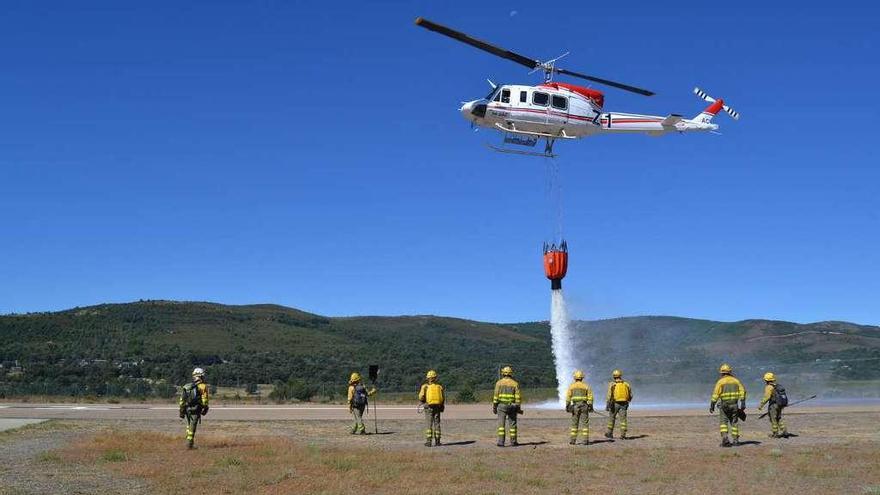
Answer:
532, 92, 549, 106
519, 91, 527, 103
501, 88, 511, 103
552, 95, 568, 111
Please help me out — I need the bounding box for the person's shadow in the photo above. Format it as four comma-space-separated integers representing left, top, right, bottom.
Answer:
622, 434, 649, 440
736, 440, 762, 446
438, 440, 476, 446
512, 441, 548, 447
587, 438, 615, 444
367, 431, 396, 435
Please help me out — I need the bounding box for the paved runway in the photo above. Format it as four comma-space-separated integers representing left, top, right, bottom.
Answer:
1, 402, 877, 421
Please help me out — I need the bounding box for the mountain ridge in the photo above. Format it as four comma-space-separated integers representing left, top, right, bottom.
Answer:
1, 300, 877, 399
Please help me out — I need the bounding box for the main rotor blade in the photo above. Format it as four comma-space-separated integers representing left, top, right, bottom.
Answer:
555, 68, 655, 96
415, 17, 539, 70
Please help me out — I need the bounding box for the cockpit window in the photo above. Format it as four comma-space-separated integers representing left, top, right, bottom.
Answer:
501, 89, 510, 103
485, 84, 502, 101
552, 95, 568, 110
532, 92, 549, 106
520, 91, 527, 103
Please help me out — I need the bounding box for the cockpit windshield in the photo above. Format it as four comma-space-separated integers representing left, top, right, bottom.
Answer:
485, 84, 503, 101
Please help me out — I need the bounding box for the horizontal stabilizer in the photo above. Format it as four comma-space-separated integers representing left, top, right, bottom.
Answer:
661, 114, 683, 127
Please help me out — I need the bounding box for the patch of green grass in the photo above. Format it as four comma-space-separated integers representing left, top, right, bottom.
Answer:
263, 469, 295, 486
491, 469, 515, 483
101, 449, 128, 462
36, 451, 61, 463
366, 464, 400, 483
323, 456, 355, 472
526, 477, 548, 488
863, 486, 880, 495
257, 447, 277, 458
216, 456, 243, 467
770, 448, 783, 458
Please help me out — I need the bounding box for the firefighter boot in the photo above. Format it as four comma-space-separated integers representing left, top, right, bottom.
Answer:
496, 438, 505, 447
604, 430, 613, 439
720, 434, 731, 448
187, 439, 195, 450
424, 439, 432, 447
569, 439, 576, 445
732, 436, 740, 446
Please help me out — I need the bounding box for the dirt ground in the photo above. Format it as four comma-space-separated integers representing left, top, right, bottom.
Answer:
1, 409, 878, 494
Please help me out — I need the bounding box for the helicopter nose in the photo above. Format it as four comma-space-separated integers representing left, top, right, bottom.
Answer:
459, 100, 475, 119
459, 100, 487, 121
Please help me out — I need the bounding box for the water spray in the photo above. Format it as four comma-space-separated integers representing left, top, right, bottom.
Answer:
544, 241, 577, 406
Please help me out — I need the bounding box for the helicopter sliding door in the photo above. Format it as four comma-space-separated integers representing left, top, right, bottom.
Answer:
550, 94, 569, 126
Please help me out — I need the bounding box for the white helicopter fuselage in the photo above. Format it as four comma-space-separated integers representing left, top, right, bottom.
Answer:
460, 82, 721, 142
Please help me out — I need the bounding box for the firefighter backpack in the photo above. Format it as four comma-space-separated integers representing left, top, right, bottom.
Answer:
772, 384, 789, 407
425, 383, 444, 406
181, 383, 200, 408
353, 384, 369, 407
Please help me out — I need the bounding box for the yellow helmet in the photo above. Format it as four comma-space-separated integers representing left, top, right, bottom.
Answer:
349, 372, 361, 384
612, 369, 622, 379
426, 370, 438, 380
719, 364, 732, 374
573, 370, 585, 380
500, 366, 513, 376
763, 372, 776, 382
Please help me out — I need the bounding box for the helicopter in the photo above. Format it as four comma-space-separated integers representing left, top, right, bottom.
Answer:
415, 18, 739, 157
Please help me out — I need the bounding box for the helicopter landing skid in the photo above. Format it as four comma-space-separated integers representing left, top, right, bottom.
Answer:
485, 142, 556, 158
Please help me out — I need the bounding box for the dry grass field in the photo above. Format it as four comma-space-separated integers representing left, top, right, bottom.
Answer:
1, 410, 879, 494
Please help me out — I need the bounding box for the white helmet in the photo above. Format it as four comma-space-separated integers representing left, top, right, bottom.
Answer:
192, 367, 205, 378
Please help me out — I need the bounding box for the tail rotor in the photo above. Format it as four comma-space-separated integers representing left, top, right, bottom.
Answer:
694, 87, 740, 120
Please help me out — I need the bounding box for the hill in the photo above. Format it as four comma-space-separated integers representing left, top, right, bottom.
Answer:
1, 301, 878, 400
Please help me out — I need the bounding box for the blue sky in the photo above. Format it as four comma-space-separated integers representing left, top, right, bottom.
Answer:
1, 2, 878, 324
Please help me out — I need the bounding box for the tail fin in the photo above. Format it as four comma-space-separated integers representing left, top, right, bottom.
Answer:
693, 87, 739, 123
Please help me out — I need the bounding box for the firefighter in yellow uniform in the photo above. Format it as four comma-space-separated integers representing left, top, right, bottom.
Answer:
178, 367, 210, 449
604, 369, 632, 439
347, 372, 376, 435
758, 372, 788, 438
493, 366, 522, 447
418, 370, 445, 447
565, 370, 593, 445
710, 363, 746, 447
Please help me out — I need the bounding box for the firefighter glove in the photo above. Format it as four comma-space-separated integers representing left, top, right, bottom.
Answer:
740, 400, 746, 410
439, 404, 445, 413
565, 403, 572, 413
492, 404, 498, 415
588, 403, 594, 412
202, 405, 209, 416
709, 402, 716, 414
605, 402, 613, 412
179, 410, 185, 419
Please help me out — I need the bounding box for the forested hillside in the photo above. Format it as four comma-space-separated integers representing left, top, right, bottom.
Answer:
1, 301, 878, 400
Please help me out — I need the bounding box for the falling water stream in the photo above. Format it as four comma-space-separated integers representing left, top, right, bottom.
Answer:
550, 290, 577, 407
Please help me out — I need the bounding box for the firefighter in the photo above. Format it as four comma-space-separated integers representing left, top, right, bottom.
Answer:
418, 369, 445, 447
347, 372, 376, 435
178, 367, 210, 450
758, 372, 788, 438
493, 366, 522, 447
604, 369, 633, 439
710, 363, 746, 447
565, 370, 593, 445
